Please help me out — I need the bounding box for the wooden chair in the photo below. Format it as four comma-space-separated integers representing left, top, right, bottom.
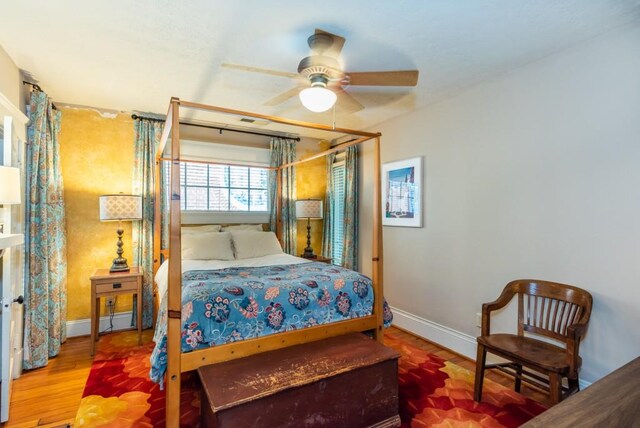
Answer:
474, 279, 593, 404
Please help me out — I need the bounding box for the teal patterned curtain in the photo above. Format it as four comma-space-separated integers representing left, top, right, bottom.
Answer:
269, 138, 297, 254
321, 152, 336, 258
343, 146, 359, 270
132, 117, 163, 329
23, 91, 67, 370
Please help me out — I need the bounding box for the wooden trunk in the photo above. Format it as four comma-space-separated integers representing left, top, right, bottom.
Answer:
198, 333, 400, 428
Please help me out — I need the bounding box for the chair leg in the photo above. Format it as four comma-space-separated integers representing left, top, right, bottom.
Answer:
549, 372, 562, 404
474, 344, 487, 402
568, 376, 580, 395
514, 363, 523, 393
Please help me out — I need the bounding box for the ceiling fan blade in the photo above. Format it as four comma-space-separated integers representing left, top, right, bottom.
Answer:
221, 63, 299, 79
315, 28, 346, 57
264, 87, 302, 106
346, 70, 419, 87
335, 89, 364, 113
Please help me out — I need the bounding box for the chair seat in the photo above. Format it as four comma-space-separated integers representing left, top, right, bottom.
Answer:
477, 334, 578, 373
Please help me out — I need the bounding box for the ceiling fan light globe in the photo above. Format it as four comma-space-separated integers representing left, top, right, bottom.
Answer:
299, 87, 337, 112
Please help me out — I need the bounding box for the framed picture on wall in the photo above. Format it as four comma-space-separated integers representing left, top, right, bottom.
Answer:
382, 156, 423, 227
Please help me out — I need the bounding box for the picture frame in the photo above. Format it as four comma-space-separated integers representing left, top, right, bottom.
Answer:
382, 156, 423, 227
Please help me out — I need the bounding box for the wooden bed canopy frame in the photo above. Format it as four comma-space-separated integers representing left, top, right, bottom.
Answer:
153, 97, 384, 427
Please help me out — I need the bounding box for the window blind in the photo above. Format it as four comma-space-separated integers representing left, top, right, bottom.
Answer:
332, 163, 346, 265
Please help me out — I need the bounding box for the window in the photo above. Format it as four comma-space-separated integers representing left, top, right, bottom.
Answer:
164, 161, 269, 212
331, 162, 346, 265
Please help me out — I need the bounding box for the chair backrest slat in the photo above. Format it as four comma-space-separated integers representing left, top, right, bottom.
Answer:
556, 301, 567, 333
551, 299, 562, 332
545, 298, 555, 331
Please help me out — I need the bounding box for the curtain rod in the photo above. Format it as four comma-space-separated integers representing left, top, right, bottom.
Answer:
22, 81, 57, 110
131, 114, 301, 142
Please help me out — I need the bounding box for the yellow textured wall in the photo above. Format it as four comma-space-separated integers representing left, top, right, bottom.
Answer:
59, 108, 135, 320
295, 140, 330, 256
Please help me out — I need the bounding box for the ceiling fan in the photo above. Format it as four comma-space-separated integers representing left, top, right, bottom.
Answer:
222, 29, 419, 113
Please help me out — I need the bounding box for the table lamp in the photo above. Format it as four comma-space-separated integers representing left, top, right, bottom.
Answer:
295, 199, 323, 259
99, 194, 142, 272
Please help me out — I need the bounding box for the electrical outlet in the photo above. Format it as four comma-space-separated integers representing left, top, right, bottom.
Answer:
105, 297, 116, 308
476, 312, 482, 328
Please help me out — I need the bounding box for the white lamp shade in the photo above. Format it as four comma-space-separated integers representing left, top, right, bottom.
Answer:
299, 87, 337, 112
0, 166, 21, 204
296, 199, 323, 219
99, 194, 142, 221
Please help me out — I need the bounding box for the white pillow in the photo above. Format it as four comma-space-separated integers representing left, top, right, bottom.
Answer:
231, 231, 283, 259
182, 224, 221, 233
181, 231, 235, 260
221, 224, 264, 232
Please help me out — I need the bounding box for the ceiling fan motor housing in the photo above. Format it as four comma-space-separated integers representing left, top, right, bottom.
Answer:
297, 55, 344, 81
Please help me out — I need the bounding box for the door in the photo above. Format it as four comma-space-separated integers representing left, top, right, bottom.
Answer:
0, 98, 28, 422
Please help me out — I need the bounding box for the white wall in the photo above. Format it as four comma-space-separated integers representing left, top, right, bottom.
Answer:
0, 46, 20, 109
361, 22, 640, 383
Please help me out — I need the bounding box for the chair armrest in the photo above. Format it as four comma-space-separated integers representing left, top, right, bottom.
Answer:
480, 288, 516, 336
483, 298, 511, 314
567, 322, 589, 341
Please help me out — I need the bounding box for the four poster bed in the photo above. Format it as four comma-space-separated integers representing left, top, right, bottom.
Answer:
151, 97, 386, 427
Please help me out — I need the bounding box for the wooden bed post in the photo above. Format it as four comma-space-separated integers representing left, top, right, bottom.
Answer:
153, 156, 161, 276
372, 136, 384, 342
152, 155, 161, 324
166, 97, 182, 428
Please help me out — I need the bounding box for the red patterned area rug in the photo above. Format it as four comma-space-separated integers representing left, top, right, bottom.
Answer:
74, 333, 199, 427
385, 329, 547, 427
75, 330, 546, 427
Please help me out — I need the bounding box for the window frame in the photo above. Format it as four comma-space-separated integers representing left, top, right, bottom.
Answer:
163, 159, 270, 214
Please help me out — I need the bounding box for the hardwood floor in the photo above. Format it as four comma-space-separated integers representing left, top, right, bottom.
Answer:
4, 327, 548, 427
4, 335, 93, 428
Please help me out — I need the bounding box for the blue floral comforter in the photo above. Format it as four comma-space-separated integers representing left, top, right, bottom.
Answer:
150, 262, 393, 385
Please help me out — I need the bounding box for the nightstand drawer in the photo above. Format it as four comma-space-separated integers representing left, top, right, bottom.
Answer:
94, 279, 138, 294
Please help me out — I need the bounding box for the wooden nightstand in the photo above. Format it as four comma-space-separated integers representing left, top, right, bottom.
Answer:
313, 255, 333, 264
90, 267, 143, 355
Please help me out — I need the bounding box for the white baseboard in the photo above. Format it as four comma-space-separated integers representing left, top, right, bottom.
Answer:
389, 306, 592, 390
390, 306, 477, 359
66, 312, 134, 338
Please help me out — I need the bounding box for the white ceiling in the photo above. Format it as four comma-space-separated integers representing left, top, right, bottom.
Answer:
1, 0, 639, 135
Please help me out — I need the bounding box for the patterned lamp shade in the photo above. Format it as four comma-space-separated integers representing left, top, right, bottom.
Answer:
0, 166, 21, 204
295, 199, 323, 219
99, 194, 142, 221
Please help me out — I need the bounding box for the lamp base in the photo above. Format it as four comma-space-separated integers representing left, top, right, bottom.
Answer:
300, 219, 317, 259
110, 257, 130, 272
110, 227, 129, 272
300, 248, 317, 259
